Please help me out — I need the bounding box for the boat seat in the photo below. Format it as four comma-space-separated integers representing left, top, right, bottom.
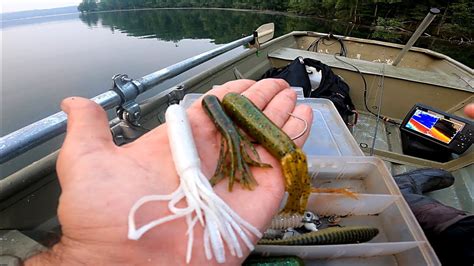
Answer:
267, 48, 471, 91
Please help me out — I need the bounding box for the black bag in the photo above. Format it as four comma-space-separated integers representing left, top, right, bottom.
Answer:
262, 57, 356, 125
261, 57, 311, 95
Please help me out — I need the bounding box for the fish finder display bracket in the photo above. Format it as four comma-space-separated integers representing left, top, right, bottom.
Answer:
400, 104, 473, 154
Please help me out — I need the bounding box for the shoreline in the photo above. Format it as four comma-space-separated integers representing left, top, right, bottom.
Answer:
79, 7, 472, 44
4, 7, 471, 45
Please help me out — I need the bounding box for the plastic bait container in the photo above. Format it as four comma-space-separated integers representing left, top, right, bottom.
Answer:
179, 94, 440, 265
255, 156, 440, 265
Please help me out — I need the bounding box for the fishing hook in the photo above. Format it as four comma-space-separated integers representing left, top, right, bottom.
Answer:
288, 112, 309, 141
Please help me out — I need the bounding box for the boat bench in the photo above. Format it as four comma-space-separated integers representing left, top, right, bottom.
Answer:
267, 48, 469, 91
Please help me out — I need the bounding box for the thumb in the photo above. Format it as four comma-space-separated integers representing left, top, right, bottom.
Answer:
465, 103, 474, 119
60, 97, 113, 154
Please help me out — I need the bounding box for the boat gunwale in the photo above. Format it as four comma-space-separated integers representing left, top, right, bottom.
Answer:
294, 31, 473, 75
269, 47, 473, 93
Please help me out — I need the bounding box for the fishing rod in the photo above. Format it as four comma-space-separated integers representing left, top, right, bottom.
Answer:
392, 8, 440, 66
0, 23, 275, 164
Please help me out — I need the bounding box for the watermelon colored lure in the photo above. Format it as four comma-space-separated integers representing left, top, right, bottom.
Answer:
202, 95, 271, 191
202, 93, 310, 214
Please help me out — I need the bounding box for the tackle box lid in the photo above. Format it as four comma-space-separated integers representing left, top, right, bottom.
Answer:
180, 93, 364, 157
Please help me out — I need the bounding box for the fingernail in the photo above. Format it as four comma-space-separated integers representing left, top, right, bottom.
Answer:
284, 88, 297, 97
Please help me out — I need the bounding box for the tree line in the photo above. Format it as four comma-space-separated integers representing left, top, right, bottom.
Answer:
80, 9, 345, 43
79, 9, 472, 66
78, 0, 472, 41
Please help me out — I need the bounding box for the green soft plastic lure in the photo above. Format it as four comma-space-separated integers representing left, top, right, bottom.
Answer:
258, 226, 379, 245
243, 255, 304, 266
222, 92, 311, 214
202, 94, 271, 191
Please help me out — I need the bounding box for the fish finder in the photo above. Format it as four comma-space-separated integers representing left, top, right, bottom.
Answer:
400, 104, 473, 155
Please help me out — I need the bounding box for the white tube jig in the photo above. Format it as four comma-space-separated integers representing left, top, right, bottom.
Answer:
128, 104, 262, 264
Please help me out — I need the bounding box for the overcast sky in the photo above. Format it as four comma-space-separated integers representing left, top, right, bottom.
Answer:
1, 0, 82, 13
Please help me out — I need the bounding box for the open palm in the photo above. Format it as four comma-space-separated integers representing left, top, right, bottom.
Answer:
29, 79, 312, 265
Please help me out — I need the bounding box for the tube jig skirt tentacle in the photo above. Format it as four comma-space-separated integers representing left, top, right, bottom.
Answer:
127, 104, 261, 264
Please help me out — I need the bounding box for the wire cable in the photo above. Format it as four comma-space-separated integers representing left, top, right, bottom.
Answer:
333, 54, 401, 126
370, 63, 386, 156
307, 34, 400, 125
307, 34, 347, 57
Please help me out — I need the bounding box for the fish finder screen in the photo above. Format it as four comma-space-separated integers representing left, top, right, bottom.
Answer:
406, 109, 465, 144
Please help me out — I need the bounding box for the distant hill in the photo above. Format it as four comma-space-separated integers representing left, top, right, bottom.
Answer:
1, 6, 79, 21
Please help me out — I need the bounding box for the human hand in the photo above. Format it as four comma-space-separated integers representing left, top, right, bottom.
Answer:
464, 103, 474, 119
25, 79, 313, 265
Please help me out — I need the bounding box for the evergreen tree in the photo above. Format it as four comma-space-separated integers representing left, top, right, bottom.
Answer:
77, 0, 472, 40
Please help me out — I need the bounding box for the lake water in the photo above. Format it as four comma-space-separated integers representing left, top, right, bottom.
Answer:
1, 8, 472, 176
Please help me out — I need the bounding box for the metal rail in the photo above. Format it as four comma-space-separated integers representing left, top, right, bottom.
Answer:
392, 8, 440, 66
0, 35, 255, 164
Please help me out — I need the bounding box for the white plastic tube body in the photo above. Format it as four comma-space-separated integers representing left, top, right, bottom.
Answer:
165, 104, 201, 176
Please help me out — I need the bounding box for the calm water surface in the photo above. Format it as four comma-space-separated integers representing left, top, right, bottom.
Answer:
1, 9, 472, 176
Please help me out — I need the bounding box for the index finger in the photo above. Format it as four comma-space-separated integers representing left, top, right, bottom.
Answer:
188, 78, 289, 123
188, 78, 289, 112
241, 78, 290, 110
188, 79, 256, 112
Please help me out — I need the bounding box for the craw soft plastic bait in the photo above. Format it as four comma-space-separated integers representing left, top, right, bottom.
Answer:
202, 95, 271, 191
221, 93, 311, 214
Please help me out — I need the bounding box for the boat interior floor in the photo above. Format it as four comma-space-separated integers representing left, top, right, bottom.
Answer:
268, 43, 472, 214
352, 111, 473, 213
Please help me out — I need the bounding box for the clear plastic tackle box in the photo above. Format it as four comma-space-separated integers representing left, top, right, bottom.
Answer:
180, 93, 440, 265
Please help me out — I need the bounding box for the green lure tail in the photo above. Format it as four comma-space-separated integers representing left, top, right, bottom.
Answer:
202, 94, 271, 191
